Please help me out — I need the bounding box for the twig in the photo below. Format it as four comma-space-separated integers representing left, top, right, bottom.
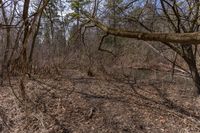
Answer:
98, 33, 116, 57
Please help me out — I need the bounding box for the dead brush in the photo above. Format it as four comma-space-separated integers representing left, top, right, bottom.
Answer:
0, 106, 11, 132
17, 78, 48, 131
29, 63, 61, 77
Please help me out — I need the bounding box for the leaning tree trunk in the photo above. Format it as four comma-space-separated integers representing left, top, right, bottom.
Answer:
190, 65, 200, 94
186, 59, 200, 94
183, 45, 200, 94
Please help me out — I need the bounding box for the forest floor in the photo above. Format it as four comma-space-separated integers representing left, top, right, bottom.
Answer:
1, 68, 200, 133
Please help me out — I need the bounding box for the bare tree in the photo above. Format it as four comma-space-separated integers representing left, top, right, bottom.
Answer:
81, 0, 200, 94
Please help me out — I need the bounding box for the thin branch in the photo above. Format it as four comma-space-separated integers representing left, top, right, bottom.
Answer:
98, 33, 116, 57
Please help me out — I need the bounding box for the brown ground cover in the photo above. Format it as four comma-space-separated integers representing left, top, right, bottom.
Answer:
1, 69, 200, 133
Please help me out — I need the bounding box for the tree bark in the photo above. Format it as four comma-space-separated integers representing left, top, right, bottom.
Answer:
186, 60, 200, 94
182, 45, 200, 94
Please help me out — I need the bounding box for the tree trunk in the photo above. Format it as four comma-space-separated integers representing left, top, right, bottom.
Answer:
28, 12, 42, 64
189, 65, 200, 94
0, 1, 11, 85
0, 29, 11, 85
183, 45, 200, 94
185, 60, 200, 94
